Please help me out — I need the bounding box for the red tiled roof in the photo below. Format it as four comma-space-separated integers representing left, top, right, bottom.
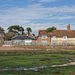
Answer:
52, 30, 75, 38
39, 30, 48, 36
39, 30, 52, 37
39, 30, 75, 38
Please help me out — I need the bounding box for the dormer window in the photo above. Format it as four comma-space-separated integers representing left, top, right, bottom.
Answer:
53, 36, 56, 39
42, 35, 47, 39
63, 36, 67, 39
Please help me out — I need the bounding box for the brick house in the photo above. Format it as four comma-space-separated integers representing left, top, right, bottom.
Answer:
38, 24, 75, 45
0, 31, 4, 45
38, 30, 52, 44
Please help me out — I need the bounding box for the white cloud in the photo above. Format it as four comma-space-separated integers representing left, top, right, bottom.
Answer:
1, 4, 9, 7
39, 0, 57, 2
0, 4, 75, 35
49, 16, 75, 20
29, 0, 57, 2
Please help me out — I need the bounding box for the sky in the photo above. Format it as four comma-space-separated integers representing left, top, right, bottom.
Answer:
0, 0, 75, 35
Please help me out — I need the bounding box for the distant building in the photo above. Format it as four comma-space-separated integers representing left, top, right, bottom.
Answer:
38, 24, 75, 45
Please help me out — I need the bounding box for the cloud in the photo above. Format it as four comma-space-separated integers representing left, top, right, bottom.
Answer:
29, 0, 57, 3
39, 0, 57, 2
25, 22, 75, 35
49, 16, 75, 20
0, 4, 75, 35
1, 4, 9, 7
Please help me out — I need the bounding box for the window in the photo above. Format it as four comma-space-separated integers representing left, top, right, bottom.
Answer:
42, 35, 47, 39
63, 36, 67, 39
53, 36, 56, 39
42, 41, 47, 43
39, 31, 42, 34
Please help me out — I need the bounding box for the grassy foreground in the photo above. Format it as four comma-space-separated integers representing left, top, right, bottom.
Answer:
0, 50, 75, 75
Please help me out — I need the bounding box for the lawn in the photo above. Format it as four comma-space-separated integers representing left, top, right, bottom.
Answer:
0, 50, 75, 75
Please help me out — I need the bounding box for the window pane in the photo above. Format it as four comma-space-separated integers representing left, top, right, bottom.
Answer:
42, 35, 47, 39
63, 36, 67, 39
53, 36, 56, 39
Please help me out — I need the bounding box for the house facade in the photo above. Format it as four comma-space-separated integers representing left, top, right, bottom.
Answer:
38, 30, 52, 44
0, 31, 4, 45
38, 24, 75, 45
11, 35, 36, 45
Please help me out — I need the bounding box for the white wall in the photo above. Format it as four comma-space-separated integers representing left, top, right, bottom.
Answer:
25, 39, 32, 45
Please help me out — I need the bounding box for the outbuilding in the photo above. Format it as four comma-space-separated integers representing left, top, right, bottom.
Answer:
11, 35, 36, 45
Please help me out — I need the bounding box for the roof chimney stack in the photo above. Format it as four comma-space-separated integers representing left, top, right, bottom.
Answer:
67, 24, 70, 31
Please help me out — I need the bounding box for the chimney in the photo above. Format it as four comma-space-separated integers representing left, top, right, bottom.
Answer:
67, 24, 70, 31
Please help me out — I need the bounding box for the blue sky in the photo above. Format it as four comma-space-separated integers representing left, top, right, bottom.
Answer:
0, 0, 75, 35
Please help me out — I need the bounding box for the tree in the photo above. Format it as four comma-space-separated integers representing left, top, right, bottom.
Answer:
32, 34, 35, 36
46, 26, 56, 33
5, 32, 16, 40
0, 26, 4, 33
26, 27, 32, 36
0, 27, 5, 40
19, 26, 24, 35
8, 25, 24, 35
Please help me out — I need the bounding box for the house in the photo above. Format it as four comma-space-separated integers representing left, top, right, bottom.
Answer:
0, 31, 4, 45
38, 30, 52, 44
11, 35, 36, 45
38, 24, 75, 45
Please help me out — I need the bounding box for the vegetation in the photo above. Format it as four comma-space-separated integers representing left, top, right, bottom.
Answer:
0, 50, 75, 75
5, 32, 16, 40
32, 34, 35, 36
7, 25, 24, 35
26, 27, 32, 36
0, 66, 75, 75
0, 26, 5, 33
46, 26, 56, 33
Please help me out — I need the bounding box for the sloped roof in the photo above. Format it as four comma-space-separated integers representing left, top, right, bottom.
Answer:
11, 35, 36, 40
52, 30, 75, 38
38, 29, 75, 38
39, 30, 48, 36
39, 30, 52, 37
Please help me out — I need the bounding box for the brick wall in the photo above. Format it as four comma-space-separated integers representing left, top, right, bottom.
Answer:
38, 36, 50, 44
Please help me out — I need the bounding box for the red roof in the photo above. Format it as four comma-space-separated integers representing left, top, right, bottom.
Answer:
38, 30, 75, 38
53, 30, 75, 38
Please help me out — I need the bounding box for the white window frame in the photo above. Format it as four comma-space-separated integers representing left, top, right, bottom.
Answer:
63, 36, 67, 39
53, 36, 56, 39
42, 35, 47, 39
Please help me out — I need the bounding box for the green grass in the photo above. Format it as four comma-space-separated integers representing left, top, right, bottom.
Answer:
0, 66, 75, 75
0, 50, 75, 75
